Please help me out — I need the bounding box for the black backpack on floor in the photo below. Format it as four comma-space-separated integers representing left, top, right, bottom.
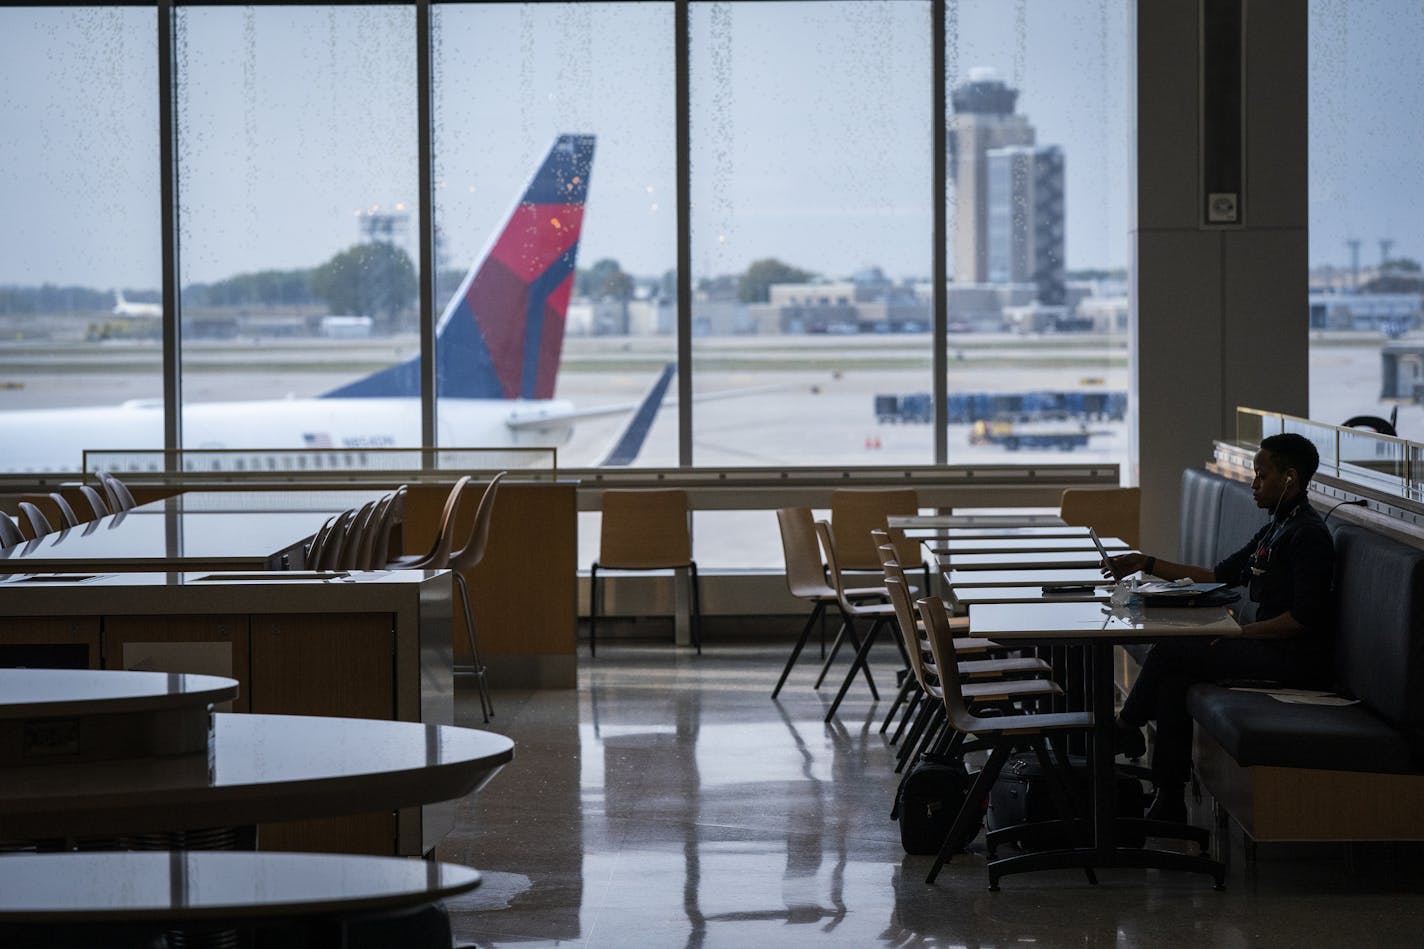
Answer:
986, 751, 1147, 851
896, 756, 985, 856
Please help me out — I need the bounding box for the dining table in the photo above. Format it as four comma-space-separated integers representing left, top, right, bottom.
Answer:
967, 599, 1236, 888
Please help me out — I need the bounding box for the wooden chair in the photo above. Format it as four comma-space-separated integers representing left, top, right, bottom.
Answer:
883, 574, 1060, 812
829, 487, 921, 572
17, 501, 54, 540
365, 485, 406, 570
771, 507, 883, 699
447, 472, 505, 722
389, 476, 472, 571
334, 500, 381, 569
589, 489, 701, 656
78, 485, 111, 520
315, 509, 356, 570
97, 471, 137, 512
917, 595, 1094, 887
48, 492, 81, 529
1060, 487, 1140, 548
0, 511, 23, 548
814, 519, 911, 722
306, 514, 340, 569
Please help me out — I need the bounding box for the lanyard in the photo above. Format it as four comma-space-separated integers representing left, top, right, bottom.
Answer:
1250, 505, 1299, 576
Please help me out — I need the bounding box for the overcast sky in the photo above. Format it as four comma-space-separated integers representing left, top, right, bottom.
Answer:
0, 2, 1416, 292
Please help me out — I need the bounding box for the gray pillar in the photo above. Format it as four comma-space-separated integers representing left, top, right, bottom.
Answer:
1132, 0, 1307, 553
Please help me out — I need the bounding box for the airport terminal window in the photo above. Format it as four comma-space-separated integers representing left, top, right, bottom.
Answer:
689, 1, 935, 467
175, 5, 419, 452
1307, 2, 1424, 442
0, 7, 162, 472
432, 2, 677, 467
944, 1, 1129, 465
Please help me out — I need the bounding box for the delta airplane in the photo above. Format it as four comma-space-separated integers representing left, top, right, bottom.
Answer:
112, 289, 163, 319
2, 135, 674, 473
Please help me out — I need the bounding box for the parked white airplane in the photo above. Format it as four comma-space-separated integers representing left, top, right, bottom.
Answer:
112, 289, 163, 319
1, 135, 673, 473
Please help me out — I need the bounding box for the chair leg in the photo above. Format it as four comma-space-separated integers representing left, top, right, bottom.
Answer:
879, 675, 916, 735
772, 601, 824, 699
814, 619, 850, 690
689, 561, 702, 655
453, 570, 492, 723
589, 564, 600, 657
927, 742, 1010, 884
823, 616, 887, 722
889, 687, 923, 745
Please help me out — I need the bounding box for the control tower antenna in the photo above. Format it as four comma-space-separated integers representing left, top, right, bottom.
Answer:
1380, 238, 1396, 268
1347, 239, 1361, 290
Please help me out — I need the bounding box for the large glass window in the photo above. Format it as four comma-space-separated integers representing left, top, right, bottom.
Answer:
175, 5, 418, 452
1308, 1, 1424, 441
689, 1, 934, 467
434, 2, 677, 466
0, 7, 160, 472
946, 0, 1129, 465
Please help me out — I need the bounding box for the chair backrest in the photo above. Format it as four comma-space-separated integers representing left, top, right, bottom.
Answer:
17, 501, 53, 540
370, 485, 407, 569
450, 472, 506, 574
99, 472, 137, 512
352, 492, 394, 570
306, 514, 339, 569
598, 489, 691, 569
78, 484, 111, 520
917, 595, 976, 730
48, 492, 81, 528
336, 500, 380, 569
317, 509, 356, 570
0, 511, 23, 548
776, 507, 832, 599
885, 573, 939, 696
814, 519, 874, 615
830, 488, 919, 570
1060, 487, 1140, 548
418, 475, 474, 570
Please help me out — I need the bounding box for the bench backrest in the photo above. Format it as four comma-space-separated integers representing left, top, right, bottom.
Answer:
1179, 468, 1267, 568
1330, 523, 1424, 752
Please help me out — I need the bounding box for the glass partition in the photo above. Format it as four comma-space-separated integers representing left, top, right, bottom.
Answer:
0, 7, 161, 472
1308, 2, 1424, 443
689, 0, 934, 467
433, 2, 677, 467
175, 5, 419, 451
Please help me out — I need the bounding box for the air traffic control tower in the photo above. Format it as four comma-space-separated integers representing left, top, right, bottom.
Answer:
949, 69, 1036, 285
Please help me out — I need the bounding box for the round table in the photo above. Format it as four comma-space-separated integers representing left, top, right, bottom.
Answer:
0, 851, 481, 949
0, 712, 514, 841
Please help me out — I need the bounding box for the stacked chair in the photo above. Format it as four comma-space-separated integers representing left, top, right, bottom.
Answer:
0, 511, 23, 548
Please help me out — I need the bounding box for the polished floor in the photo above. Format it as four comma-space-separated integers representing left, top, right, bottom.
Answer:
440, 643, 1424, 948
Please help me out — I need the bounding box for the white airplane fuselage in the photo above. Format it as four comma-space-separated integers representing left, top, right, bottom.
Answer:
0, 397, 576, 473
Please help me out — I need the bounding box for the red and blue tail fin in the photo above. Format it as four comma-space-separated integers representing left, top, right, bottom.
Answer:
324, 134, 595, 401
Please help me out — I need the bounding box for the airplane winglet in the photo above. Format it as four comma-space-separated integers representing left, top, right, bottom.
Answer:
597, 363, 676, 467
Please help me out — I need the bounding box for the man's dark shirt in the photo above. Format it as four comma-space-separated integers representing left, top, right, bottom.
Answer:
1213, 493, 1335, 666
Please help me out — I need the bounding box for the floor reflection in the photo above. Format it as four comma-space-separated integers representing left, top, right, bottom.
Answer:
444, 644, 1424, 948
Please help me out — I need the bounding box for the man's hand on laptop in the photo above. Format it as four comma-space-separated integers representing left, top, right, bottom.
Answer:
1105, 552, 1146, 579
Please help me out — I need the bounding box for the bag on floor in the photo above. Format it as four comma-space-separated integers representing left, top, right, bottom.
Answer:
896, 756, 984, 856
986, 751, 1147, 851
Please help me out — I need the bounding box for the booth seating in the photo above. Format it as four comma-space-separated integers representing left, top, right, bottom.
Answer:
1157, 469, 1424, 847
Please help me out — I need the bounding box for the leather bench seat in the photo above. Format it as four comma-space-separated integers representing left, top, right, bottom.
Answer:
1187, 684, 1421, 773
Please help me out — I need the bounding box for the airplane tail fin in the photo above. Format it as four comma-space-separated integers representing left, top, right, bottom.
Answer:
323, 134, 595, 401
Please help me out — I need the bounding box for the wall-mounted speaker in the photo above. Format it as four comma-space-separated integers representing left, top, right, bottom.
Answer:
1201, 0, 1245, 227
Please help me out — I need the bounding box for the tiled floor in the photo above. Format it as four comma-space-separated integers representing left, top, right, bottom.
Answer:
440, 644, 1424, 948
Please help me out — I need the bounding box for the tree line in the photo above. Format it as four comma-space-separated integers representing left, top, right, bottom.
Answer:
0, 250, 821, 319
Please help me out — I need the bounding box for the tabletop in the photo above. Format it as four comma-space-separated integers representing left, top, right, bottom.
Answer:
969, 600, 1240, 641
947, 584, 1112, 606
941, 550, 1122, 570
906, 525, 1096, 540
0, 713, 514, 839
944, 567, 1108, 588
0, 509, 333, 572
929, 536, 1130, 555
126, 489, 387, 515
0, 668, 238, 718
889, 513, 1067, 530
0, 851, 480, 925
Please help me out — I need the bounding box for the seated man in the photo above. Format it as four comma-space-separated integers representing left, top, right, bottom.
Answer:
1107, 432, 1335, 822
